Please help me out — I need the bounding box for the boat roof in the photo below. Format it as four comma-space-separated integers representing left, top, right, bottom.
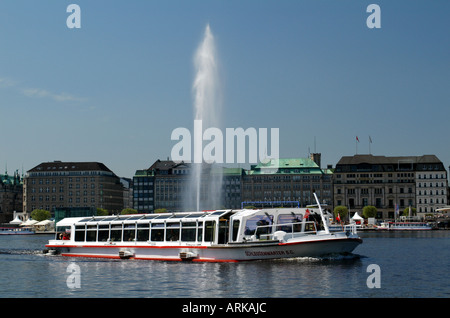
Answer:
56, 207, 315, 227
56, 210, 237, 227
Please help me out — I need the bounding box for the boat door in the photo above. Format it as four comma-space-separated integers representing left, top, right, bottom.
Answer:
218, 217, 229, 244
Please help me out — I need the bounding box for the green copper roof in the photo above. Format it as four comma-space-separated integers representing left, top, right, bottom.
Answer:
248, 158, 331, 175
257, 158, 319, 169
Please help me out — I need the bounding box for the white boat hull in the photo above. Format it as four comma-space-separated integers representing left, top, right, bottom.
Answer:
46, 233, 362, 262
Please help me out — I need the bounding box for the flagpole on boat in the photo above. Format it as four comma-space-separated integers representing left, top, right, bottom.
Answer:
313, 191, 330, 234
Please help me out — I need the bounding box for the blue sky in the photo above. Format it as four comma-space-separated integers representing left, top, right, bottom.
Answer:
0, 0, 449, 178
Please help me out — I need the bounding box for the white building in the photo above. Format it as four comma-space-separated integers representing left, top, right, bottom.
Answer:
415, 158, 448, 214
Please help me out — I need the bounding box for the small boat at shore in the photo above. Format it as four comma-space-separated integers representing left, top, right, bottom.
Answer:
0, 227, 35, 235
45, 194, 362, 262
377, 221, 433, 231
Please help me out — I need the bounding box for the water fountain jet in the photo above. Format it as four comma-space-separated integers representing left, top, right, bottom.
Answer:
185, 24, 223, 211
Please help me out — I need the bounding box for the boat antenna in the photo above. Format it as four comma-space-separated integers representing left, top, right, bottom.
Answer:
313, 190, 330, 234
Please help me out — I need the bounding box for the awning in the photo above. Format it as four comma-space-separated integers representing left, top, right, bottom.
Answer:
34, 220, 54, 226
351, 212, 364, 220
9, 216, 23, 225
20, 219, 38, 226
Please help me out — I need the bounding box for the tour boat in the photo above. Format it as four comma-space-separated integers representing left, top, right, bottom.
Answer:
377, 221, 432, 231
0, 227, 35, 235
45, 195, 362, 262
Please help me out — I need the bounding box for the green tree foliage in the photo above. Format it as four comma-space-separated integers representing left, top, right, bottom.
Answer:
30, 209, 51, 221
121, 208, 138, 215
96, 208, 108, 216
333, 206, 348, 220
402, 207, 417, 216
362, 206, 377, 218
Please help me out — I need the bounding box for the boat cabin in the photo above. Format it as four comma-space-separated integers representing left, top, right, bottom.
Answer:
55, 208, 325, 246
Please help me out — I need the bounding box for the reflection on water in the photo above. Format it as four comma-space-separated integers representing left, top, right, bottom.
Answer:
1, 232, 449, 298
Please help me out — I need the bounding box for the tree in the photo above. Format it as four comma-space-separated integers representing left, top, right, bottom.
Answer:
154, 208, 168, 213
121, 208, 138, 215
96, 208, 108, 216
362, 206, 377, 218
333, 206, 348, 220
402, 207, 416, 217
30, 209, 51, 221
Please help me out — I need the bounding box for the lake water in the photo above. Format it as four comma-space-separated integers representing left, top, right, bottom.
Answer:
0, 231, 449, 300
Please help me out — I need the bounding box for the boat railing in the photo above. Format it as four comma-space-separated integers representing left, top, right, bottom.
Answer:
254, 221, 317, 241
344, 223, 357, 235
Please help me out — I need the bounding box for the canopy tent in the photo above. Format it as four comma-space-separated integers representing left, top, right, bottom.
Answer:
9, 216, 23, 225
33, 219, 55, 231
20, 219, 38, 226
351, 212, 364, 224
34, 220, 53, 226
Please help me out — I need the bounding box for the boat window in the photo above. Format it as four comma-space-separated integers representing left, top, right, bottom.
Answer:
150, 224, 164, 241
181, 222, 196, 242
86, 228, 97, 242
197, 222, 203, 242
123, 224, 136, 241
204, 221, 216, 243
142, 215, 159, 220
110, 227, 122, 242
218, 219, 228, 244
187, 213, 206, 218
244, 215, 272, 236
101, 217, 118, 222
137, 229, 150, 241
79, 218, 93, 222
210, 211, 227, 216
171, 214, 188, 219
166, 222, 180, 241
75, 228, 85, 242
154, 214, 172, 220
98, 228, 109, 241
277, 214, 302, 232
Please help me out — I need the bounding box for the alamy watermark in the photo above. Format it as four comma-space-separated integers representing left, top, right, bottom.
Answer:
171, 120, 279, 165
66, 263, 81, 289
366, 264, 381, 289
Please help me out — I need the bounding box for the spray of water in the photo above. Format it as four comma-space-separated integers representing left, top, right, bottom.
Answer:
186, 24, 223, 211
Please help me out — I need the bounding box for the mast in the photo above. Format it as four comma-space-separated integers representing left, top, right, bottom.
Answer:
313, 191, 330, 234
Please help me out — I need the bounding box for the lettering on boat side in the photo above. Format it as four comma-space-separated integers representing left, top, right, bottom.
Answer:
182, 302, 267, 315
245, 249, 294, 257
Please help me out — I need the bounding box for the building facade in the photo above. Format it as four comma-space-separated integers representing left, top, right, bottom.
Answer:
133, 160, 244, 213
134, 156, 332, 213
241, 157, 333, 208
333, 154, 448, 219
415, 156, 448, 214
133, 169, 154, 213
24, 161, 124, 215
0, 170, 23, 223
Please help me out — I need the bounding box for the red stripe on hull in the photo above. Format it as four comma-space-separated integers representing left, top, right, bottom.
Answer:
61, 253, 240, 262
